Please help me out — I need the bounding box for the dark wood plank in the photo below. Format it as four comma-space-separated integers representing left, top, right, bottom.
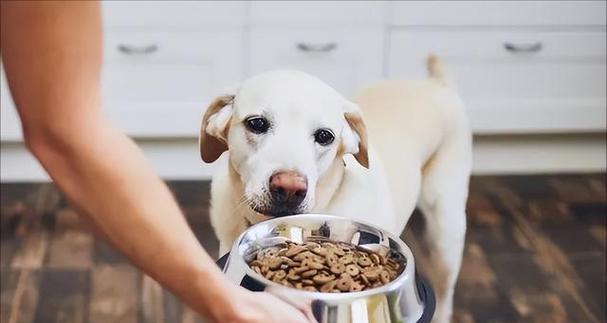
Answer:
33, 269, 89, 323
139, 275, 164, 323
89, 264, 138, 323
46, 209, 93, 270
0, 269, 41, 323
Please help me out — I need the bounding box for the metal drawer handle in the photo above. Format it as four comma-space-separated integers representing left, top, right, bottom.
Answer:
297, 42, 337, 53
504, 42, 543, 53
117, 44, 158, 55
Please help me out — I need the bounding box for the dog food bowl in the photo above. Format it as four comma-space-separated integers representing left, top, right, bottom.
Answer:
217, 214, 435, 323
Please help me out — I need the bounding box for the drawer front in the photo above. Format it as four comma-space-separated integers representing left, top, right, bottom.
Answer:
388, 30, 607, 133
390, 1, 606, 26
102, 1, 246, 28
102, 31, 244, 137
248, 29, 384, 97
389, 31, 606, 60
250, 1, 386, 26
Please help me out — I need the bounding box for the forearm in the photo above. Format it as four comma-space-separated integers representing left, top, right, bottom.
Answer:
29, 120, 236, 320
1, 2, 239, 321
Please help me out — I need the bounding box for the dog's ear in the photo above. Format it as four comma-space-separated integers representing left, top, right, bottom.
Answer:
342, 102, 369, 169
199, 95, 234, 163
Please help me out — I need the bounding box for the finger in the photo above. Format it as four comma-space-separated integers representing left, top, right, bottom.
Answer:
265, 288, 317, 322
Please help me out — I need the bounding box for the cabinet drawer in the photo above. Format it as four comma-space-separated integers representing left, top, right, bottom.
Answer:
248, 29, 384, 97
388, 30, 607, 133
102, 31, 244, 137
250, 1, 386, 26
102, 1, 246, 28
389, 31, 606, 60
390, 1, 606, 26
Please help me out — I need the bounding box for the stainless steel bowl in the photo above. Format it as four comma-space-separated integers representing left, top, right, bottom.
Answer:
218, 214, 435, 323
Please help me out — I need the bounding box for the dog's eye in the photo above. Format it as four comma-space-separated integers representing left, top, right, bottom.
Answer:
314, 129, 335, 146
244, 116, 270, 134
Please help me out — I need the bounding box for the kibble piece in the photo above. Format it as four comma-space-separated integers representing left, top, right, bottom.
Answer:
273, 270, 287, 281
370, 253, 381, 265
349, 281, 364, 292
285, 245, 307, 257
294, 251, 316, 262
250, 259, 263, 267
362, 267, 382, 282
301, 269, 318, 278
302, 259, 324, 270
339, 254, 354, 265
293, 266, 311, 274
302, 279, 315, 286
336, 274, 353, 292
345, 264, 360, 276
325, 253, 339, 266
313, 272, 334, 285
379, 270, 390, 284
266, 257, 283, 269
358, 256, 373, 267
330, 263, 345, 275
332, 247, 346, 256
311, 246, 328, 256
320, 280, 337, 293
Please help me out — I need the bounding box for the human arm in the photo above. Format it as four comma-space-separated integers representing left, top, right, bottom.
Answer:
0, 2, 311, 322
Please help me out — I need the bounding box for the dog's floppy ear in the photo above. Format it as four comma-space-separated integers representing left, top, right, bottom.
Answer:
342, 102, 369, 168
199, 95, 234, 163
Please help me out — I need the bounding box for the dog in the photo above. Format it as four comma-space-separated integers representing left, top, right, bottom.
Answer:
199, 56, 471, 323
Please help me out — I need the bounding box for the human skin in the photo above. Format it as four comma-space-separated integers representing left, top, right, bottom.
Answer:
0, 2, 312, 322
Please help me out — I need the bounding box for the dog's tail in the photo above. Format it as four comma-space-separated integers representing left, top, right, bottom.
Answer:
427, 54, 448, 85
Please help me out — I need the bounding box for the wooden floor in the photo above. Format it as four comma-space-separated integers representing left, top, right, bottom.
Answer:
1, 174, 605, 323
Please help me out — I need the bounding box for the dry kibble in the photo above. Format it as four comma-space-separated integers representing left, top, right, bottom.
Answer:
358, 256, 373, 267
301, 269, 318, 278
320, 280, 337, 293
345, 264, 360, 276
312, 272, 334, 284
325, 253, 339, 266
330, 263, 345, 274
247, 239, 405, 293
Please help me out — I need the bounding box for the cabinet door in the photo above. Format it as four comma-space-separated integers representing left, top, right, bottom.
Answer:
390, 1, 606, 26
248, 28, 384, 98
102, 1, 246, 28
102, 31, 244, 137
388, 30, 607, 133
249, 1, 386, 26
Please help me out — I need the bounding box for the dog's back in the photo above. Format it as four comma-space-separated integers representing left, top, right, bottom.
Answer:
355, 56, 472, 322
355, 56, 471, 223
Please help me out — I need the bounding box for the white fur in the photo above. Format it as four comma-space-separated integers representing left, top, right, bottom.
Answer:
202, 58, 471, 323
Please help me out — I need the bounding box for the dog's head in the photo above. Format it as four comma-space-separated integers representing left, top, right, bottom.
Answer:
200, 70, 368, 218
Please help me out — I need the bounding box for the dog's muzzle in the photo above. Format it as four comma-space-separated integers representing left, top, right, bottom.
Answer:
265, 171, 308, 217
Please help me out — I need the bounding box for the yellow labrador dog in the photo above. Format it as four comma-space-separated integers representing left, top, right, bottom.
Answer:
199, 56, 471, 323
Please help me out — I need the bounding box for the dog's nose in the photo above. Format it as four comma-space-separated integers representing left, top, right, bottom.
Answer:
269, 171, 307, 207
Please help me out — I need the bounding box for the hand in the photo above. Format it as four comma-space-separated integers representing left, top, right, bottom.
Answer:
223, 287, 316, 323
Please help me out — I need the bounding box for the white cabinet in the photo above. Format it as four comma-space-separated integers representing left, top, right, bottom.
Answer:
102, 1, 246, 28
102, 31, 243, 136
1, 0, 605, 142
390, 1, 606, 26
249, 1, 386, 27
248, 28, 384, 97
388, 30, 607, 133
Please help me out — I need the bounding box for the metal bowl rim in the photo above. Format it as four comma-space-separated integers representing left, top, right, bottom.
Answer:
231, 213, 417, 300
